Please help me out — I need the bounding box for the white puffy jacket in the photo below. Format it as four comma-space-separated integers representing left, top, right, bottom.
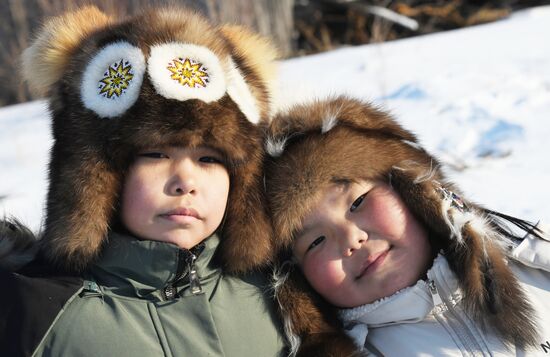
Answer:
341, 229, 550, 356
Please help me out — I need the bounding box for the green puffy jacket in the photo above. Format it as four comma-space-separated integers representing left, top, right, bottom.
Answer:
3, 232, 286, 356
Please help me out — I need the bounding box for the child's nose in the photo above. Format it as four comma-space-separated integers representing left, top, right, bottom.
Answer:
341, 226, 367, 257
167, 160, 198, 195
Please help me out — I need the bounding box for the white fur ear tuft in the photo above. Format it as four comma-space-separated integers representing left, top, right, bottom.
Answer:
321, 102, 343, 133
226, 58, 261, 124
22, 6, 113, 95
322, 114, 338, 133
265, 136, 289, 157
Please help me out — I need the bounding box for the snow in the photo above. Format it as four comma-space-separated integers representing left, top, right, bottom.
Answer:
0, 100, 51, 230
1, 6, 549, 232
275, 5, 550, 224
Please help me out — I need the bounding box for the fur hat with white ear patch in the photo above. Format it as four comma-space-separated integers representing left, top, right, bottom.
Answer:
263, 96, 540, 355
20, 5, 279, 273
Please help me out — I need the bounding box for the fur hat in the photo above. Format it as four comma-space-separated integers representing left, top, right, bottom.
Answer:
264, 96, 539, 354
21, 6, 279, 273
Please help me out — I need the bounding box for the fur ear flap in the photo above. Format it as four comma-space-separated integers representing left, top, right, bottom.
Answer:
275, 267, 361, 356
22, 6, 113, 95
212, 24, 278, 272
389, 165, 539, 348
42, 150, 120, 271
389, 162, 453, 242
297, 333, 362, 357
218, 147, 275, 273
458, 226, 538, 348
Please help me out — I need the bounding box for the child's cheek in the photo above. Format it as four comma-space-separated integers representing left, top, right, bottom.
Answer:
370, 195, 408, 237
304, 254, 345, 292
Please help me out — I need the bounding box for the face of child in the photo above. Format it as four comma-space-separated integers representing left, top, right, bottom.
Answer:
293, 180, 432, 308
121, 146, 230, 249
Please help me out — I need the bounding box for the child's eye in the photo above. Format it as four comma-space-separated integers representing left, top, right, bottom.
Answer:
350, 193, 367, 212
138, 152, 169, 159
306, 236, 325, 252
199, 156, 224, 164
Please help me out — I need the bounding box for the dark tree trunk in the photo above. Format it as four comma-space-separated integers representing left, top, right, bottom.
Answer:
203, 0, 295, 57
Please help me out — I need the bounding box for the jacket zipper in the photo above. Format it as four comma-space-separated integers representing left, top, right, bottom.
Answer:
428, 280, 444, 311
427, 276, 490, 356
163, 248, 203, 300
187, 253, 202, 294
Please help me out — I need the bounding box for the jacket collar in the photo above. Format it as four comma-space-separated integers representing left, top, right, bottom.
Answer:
89, 231, 220, 298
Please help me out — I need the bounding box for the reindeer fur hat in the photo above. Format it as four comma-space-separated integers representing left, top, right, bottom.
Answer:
21, 6, 278, 273
264, 96, 538, 354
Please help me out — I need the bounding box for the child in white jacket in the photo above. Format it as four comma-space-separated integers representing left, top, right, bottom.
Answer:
263, 96, 550, 356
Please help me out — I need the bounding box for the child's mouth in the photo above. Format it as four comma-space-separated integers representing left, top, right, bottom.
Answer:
160, 207, 201, 222
357, 249, 389, 279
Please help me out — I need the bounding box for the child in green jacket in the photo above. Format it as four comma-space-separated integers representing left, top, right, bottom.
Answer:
0, 6, 285, 356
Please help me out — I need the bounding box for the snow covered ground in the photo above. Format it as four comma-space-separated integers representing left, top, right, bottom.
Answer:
1, 6, 549, 232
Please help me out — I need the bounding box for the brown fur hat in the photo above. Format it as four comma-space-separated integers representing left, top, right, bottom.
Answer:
264, 96, 538, 354
21, 6, 279, 273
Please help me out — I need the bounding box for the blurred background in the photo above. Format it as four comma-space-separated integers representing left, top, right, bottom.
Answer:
2, 0, 549, 108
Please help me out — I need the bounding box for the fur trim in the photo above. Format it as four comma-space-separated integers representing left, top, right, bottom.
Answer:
0, 218, 39, 271
268, 96, 416, 148
263, 96, 539, 350
20, 6, 278, 273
